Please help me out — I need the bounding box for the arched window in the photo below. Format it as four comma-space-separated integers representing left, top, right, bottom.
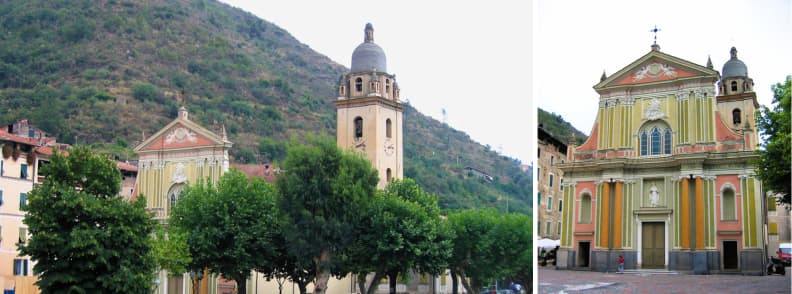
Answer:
722, 187, 736, 220
640, 131, 648, 156
730, 81, 737, 92
580, 193, 592, 223
664, 129, 672, 155
340, 85, 346, 96
639, 121, 672, 157
354, 117, 363, 139
386, 168, 392, 182
385, 79, 391, 96
386, 119, 392, 138
732, 108, 742, 125
650, 127, 661, 155
355, 78, 363, 92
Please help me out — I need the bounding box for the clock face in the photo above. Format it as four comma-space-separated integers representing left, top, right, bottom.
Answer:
384, 143, 395, 156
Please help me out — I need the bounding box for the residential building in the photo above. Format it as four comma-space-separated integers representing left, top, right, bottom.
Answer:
557, 44, 766, 275
537, 126, 567, 240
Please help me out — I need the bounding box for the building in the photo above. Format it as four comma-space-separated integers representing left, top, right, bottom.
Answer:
556, 44, 766, 275
133, 107, 232, 293
537, 126, 568, 240
767, 193, 791, 258
335, 23, 403, 189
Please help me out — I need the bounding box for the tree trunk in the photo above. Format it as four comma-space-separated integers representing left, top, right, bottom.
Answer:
366, 272, 384, 294
388, 271, 398, 294
458, 271, 475, 294
313, 249, 332, 294
297, 282, 308, 294
450, 270, 458, 294
236, 278, 247, 294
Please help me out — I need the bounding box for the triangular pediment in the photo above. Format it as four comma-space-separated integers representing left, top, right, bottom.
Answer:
596, 50, 719, 90
134, 118, 230, 152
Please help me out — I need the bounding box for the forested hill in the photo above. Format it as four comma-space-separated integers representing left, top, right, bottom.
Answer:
538, 108, 588, 145
0, 0, 531, 214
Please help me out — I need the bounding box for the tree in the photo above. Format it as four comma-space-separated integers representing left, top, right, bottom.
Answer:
19, 146, 156, 293
170, 169, 278, 293
756, 75, 791, 204
151, 224, 192, 276
276, 136, 379, 294
447, 209, 532, 294
346, 179, 453, 294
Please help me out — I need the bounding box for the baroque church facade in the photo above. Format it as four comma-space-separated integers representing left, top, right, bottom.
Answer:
556, 44, 766, 274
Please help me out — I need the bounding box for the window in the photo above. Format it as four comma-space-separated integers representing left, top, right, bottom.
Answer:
19, 193, 26, 209
547, 196, 553, 211
722, 188, 736, 220
18, 227, 26, 244
549, 174, 554, 187
732, 109, 741, 125
650, 127, 661, 155
558, 199, 563, 212
560, 179, 564, 191
557, 222, 562, 236
20, 163, 28, 179
13, 259, 28, 276
386, 168, 392, 182
546, 222, 552, 235
1, 160, 4, 176
730, 81, 737, 92
640, 131, 648, 156
0, 190, 3, 206
538, 148, 541, 158
386, 119, 392, 138
385, 79, 391, 95
28, 129, 34, 138
354, 117, 363, 139
550, 156, 554, 166
580, 193, 592, 223
355, 78, 363, 92
664, 129, 672, 155
537, 192, 541, 206
169, 193, 177, 211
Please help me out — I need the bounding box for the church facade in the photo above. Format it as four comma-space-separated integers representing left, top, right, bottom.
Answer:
556, 44, 766, 275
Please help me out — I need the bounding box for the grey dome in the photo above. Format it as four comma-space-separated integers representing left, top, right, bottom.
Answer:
351, 23, 387, 73
722, 47, 748, 78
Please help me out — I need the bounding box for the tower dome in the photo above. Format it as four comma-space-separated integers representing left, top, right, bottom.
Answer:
721, 47, 748, 78
351, 23, 387, 73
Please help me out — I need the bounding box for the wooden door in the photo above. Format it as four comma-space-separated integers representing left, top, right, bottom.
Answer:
641, 222, 665, 268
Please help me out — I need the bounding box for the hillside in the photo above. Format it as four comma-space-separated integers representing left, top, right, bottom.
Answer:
538, 108, 588, 145
0, 0, 530, 213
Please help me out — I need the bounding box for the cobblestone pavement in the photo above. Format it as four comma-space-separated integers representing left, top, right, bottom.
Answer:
537, 267, 791, 294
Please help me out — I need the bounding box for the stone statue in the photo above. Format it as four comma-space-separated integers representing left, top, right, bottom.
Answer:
649, 184, 660, 207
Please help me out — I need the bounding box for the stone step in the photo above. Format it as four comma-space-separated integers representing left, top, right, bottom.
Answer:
622, 269, 679, 275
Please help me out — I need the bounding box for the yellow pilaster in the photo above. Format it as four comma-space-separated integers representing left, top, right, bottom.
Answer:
680, 178, 690, 249
600, 182, 611, 248
695, 177, 704, 249
613, 181, 623, 249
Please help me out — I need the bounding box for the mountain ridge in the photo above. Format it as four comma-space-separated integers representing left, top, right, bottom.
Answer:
0, 0, 530, 213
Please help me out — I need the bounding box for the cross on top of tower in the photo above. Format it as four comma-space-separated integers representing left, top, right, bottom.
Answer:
650, 25, 661, 51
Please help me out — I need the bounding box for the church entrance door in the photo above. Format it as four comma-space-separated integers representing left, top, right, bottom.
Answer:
641, 222, 665, 268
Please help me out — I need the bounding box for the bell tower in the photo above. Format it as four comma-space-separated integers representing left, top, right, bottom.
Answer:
716, 47, 759, 150
336, 23, 403, 188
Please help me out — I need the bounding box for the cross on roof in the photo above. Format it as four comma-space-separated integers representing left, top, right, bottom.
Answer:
650, 25, 661, 45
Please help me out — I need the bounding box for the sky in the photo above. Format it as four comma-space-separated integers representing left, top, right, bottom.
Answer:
220, 0, 534, 164
536, 0, 792, 135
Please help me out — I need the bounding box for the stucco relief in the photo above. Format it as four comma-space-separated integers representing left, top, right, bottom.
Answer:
165, 127, 197, 145
643, 98, 666, 120
633, 62, 677, 81
172, 162, 187, 184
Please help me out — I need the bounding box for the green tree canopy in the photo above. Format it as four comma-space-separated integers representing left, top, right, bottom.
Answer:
346, 178, 453, 294
170, 169, 278, 293
447, 209, 532, 294
276, 136, 379, 294
19, 146, 156, 293
756, 75, 791, 204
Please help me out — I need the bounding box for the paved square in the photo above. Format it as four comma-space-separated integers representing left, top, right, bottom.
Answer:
538, 267, 791, 294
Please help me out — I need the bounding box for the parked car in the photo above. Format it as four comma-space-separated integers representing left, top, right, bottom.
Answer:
778, 243, 791, 266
